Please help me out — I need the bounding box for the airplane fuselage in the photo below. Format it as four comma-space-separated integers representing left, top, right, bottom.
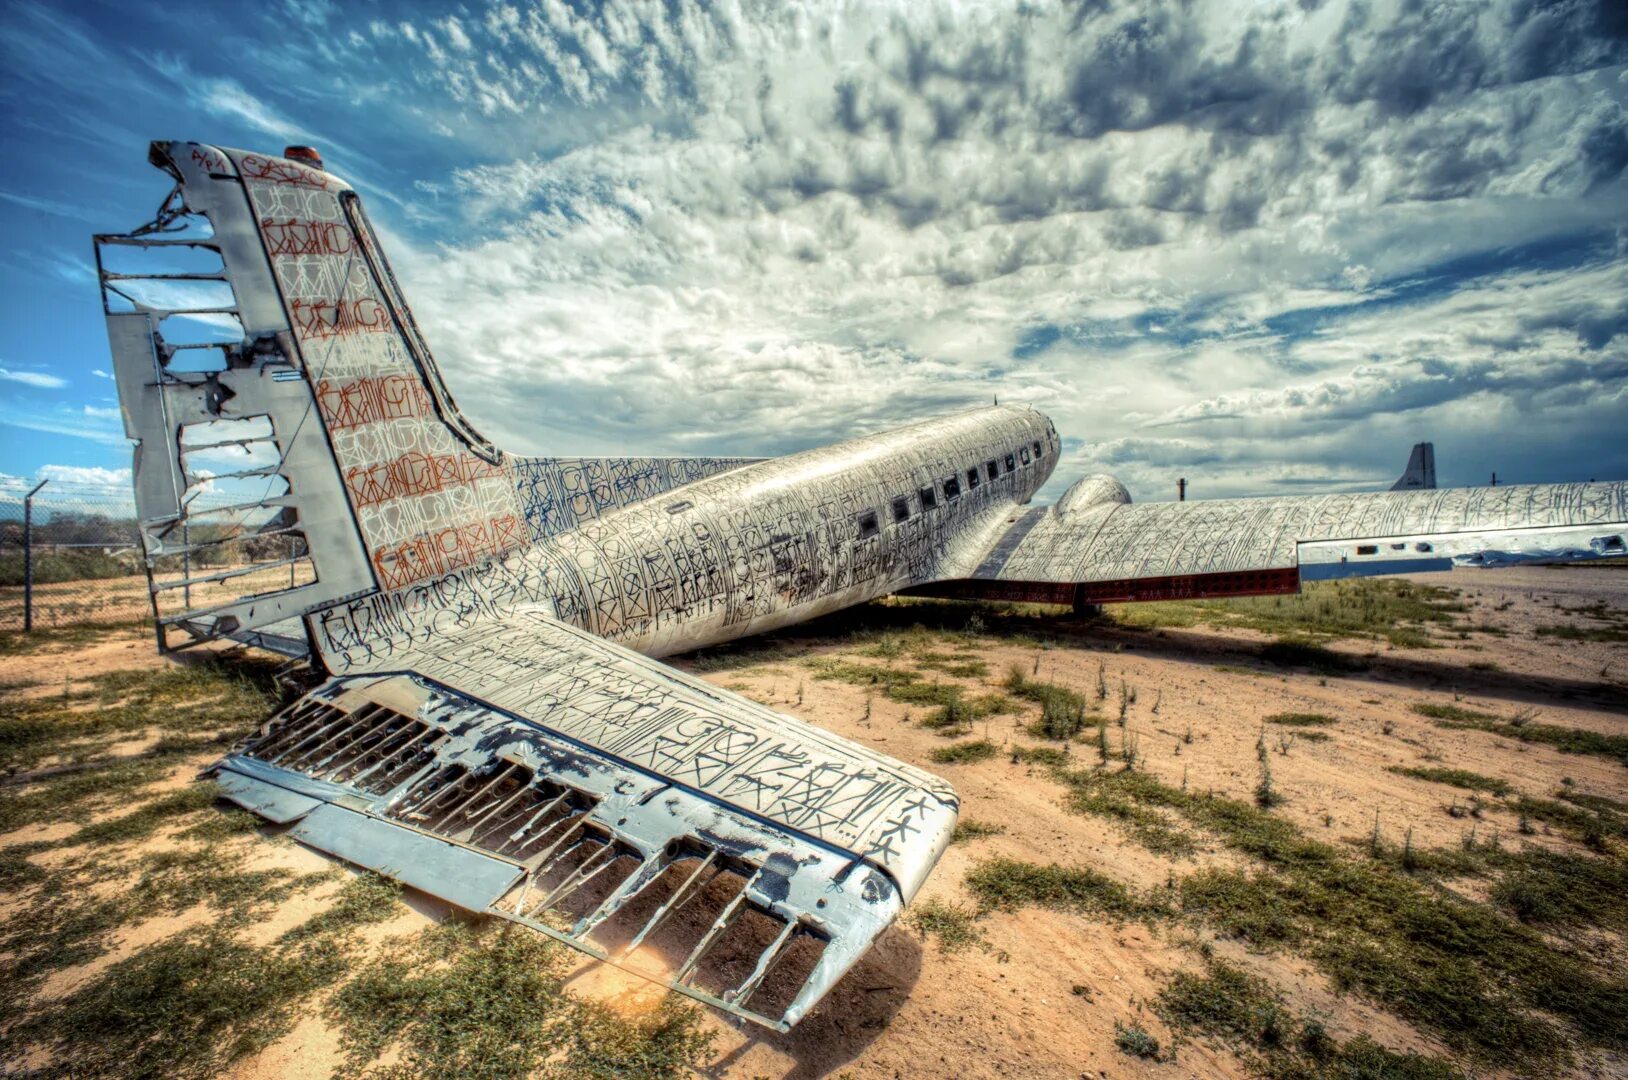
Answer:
540, 405, 1060, 656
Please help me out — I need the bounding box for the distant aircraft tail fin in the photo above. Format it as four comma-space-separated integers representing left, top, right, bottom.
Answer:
1389, 442, 1436, 491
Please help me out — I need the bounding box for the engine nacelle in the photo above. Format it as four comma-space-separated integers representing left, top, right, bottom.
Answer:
1054, 473, 1131, 517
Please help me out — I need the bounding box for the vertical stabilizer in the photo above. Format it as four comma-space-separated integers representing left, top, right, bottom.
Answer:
98, 142, 759, 650
96, 143, 379, 650
1389, 442, 1436, 491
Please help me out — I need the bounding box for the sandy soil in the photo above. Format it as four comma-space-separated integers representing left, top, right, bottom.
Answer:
5, 564, 1625, 1079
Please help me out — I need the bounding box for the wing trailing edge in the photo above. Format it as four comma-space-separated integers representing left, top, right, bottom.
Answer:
912, 480, 1628, 602
210, 607, 957, 1030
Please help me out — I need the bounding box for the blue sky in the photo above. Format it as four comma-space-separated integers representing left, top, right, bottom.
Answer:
1, 0, 1625, 503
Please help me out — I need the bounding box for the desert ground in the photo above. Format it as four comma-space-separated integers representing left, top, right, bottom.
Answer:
1, 565, 1624, 1079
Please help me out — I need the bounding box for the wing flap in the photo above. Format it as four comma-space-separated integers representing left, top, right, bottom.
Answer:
210, 612, 955, 1030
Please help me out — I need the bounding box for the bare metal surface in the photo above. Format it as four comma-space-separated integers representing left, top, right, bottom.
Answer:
97, 141, 1628, 1031
988, 481, 1628, 584
215, 672, 913, 1029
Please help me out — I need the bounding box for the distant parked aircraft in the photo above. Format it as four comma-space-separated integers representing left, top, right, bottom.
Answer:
95, 143, 1628, 1029
1390, 442, 1437, 491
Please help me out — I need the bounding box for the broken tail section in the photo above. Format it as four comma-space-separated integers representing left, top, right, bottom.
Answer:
97, 143, 380, 650
99, 142, 754, 652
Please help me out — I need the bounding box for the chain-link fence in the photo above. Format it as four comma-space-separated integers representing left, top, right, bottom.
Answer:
0, 477, 308, 633
1, 479, 144, 631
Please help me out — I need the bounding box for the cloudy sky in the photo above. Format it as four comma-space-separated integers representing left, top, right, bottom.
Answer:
1, 0, 1624, 502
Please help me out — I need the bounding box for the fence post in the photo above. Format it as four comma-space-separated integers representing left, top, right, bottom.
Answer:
23, 479, 47, 632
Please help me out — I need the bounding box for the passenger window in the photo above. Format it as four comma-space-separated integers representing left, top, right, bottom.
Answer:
891, 496, 911, 523
966, 468, 980, 489
1020, 446, 1032, 465
857, 511, 880, 539
1033, 441, 1042, 458
986, 461, 998, 481
1356, 544, 1378, 556
1005, 453, 1016, 471
943, 475, 961, 500
919, 486, 938, 510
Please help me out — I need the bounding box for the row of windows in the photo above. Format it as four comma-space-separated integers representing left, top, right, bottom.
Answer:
855, 439, 1047, 539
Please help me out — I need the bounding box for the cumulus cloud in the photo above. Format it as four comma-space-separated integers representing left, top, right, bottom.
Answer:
340, 0, 1625, 497
35, 0, 1606, 497
0, 367, 67, 389
37, 464, 133, 487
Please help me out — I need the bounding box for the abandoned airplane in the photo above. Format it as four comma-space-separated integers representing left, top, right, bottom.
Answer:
96, 142, 1628, 1030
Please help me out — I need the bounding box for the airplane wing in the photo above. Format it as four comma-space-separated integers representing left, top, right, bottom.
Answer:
210, 605, 956, 1031
909, 478, 1628, 605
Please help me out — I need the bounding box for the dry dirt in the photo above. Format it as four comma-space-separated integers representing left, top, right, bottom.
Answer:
4, 564, 1625, 1080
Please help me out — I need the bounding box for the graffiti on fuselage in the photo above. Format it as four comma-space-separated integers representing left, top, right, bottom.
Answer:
312, 405, 1058, 670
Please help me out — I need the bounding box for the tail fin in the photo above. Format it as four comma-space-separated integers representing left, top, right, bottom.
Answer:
99, 143, 367, 649
1389, 442, 1436, 491
98, 141, 519, 650
99, 143, 757, 652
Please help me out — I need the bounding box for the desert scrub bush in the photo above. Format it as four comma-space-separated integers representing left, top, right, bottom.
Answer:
907, 897, 988, 953
965, 858, 1159, 919
1047, 766, 1628, 1067
327, 921, 712, 1080
1113, 578, 1463, 645
1010, 744, 1070, 766
1489, 847, 1628, 933
1263, 712, 1336, 727
1536, 622, 1628, 643
951, 818, 1006, 843
1156, 958, 1465, 1080
931, 739, 999, 765
1386, 765, 1512, 796
5, 927, 344, 1080
1113, 1021, 1161, 1059
67, 783, 224, 846
917, 690, 1012, 733
279, 872, 403, 944
1004, 667, 1098, 740
1413, 703, 1628, 765
1063, 770, 1198, 857
1253, 757, 1283, 808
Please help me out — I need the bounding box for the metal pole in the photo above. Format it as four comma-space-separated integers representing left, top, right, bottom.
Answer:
1178, 477, 1187, 502
23, 479, 47, 633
